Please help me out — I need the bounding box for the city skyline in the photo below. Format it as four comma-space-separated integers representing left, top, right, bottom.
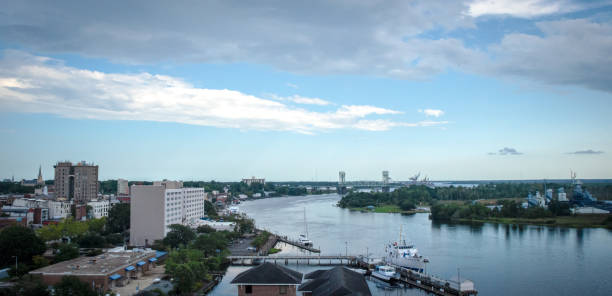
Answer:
1, 1, 611, 180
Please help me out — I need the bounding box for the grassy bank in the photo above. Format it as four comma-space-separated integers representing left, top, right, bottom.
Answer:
348, 204, 429, 214
456, 214, 612, 228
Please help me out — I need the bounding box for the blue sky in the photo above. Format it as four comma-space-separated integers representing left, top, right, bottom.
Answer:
1, 0, 611, 181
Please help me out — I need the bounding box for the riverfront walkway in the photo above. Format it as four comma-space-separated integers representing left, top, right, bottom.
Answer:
227, 255, 357, 266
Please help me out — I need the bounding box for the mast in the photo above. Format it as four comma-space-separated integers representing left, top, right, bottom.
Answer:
304, 207, 309, 238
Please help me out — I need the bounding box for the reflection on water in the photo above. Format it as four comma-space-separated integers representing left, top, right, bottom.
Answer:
210, 194, 612, 296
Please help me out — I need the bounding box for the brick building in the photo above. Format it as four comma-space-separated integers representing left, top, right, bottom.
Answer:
231, 262, 303, 296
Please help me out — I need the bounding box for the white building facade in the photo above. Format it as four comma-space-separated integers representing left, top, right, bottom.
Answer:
117, 179, 129, 195
87, 200, 111, 218
130, 183, 205, 246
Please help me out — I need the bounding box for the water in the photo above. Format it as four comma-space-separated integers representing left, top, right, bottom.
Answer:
210, 194, 612, 295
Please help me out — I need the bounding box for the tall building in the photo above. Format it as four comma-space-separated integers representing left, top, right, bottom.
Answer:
382, 171, 390, 185
338, 171, 346, 185
130, 181, 205, 246
117, 179, 129, 195
54, 161, 99, 203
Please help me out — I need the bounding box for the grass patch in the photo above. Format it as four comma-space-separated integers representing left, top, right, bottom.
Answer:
268, 248, 281, 254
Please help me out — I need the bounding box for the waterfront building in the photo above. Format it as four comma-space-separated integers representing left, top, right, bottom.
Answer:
242, 176, 265, 186
299, 266, 371, 296
117, 178, 129, 195
87, 200, 111, 218
29, 250, 157, 292
130, 182, 205, 246
231, 262, 303, 296
54, 161, 99, 203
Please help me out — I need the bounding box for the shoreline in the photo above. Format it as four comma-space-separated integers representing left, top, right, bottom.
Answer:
449, 215, 612, 229
345, 205, 430, 214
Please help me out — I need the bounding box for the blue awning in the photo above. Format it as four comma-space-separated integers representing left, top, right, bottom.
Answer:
148, 258, 157, 262
137, 261, 146, 266
109, 274, 122, 280
155, 251, 168, 258
125, 266, 135, 271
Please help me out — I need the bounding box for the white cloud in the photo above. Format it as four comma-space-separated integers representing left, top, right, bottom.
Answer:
270, 94, 332, 106
0, 51, 448, 134
419, 109, 444, 117
286, 83, 299, 89
466, 0, 577, 18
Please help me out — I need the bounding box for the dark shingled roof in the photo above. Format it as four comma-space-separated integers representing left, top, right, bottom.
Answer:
299, 266, 371, 296
231, 262, 303, 285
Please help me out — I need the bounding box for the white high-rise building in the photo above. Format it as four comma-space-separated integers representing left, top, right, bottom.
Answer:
130, 182, 205, 246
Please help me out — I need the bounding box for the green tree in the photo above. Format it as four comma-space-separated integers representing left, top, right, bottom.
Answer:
76, 233, 106, 248
0, 225, 46, 267
192, 233, 227, 257
204, 200, 217, 218
107, 203, 130, 233
196, 225, 215, 234
163, 224, 196, 249
37, 223, 63, 242
87, 217, 107, 234
53, 276, 97, 296
3, 275, 50, 296
54, 243, 79, 262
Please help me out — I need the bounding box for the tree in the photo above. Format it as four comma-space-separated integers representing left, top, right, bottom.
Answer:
107, 203, 130, 233
163, 224, 196, 249
0, 225, 46, 267
76, 233, 106, 248
204, 200, 217, 218
87, 217, 106, 234
37, 223, 63, 242
196, 225, 216, 234
54, 243, 79, 262
53, 276, 97, 296
192, 233, 227, 257
164, 249, 207, 294
2, 275, 50, 296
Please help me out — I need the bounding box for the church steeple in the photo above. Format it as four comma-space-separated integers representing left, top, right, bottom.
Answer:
37, 165, 44, 185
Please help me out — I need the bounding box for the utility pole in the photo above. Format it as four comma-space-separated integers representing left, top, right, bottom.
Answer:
345, 241, 348, 257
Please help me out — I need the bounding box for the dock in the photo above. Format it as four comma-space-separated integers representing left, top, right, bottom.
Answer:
227, 255, 357, 266
275, 236, 320, 253
388, 263, 478, 296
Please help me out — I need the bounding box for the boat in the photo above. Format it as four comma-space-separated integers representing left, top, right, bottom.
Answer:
371, 265, 399, 282
384, 225, 428, 273
299, 208, 313, 246
347, 268, 367, 275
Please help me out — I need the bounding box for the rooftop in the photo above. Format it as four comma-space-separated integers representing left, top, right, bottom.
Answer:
299, 266, 371, 296
231, 262, 303, 285
29, 250, 155, 276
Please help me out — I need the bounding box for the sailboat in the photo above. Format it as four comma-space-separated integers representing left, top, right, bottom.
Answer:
299, 207, 313, 246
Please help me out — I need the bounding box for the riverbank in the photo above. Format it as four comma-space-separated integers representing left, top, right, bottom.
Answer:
347, 204, 429, 214
453, 214, 612, 228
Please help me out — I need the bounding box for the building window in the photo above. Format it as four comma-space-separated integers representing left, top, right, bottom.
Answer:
245, 285, 252, 294
279, 286, 287, 294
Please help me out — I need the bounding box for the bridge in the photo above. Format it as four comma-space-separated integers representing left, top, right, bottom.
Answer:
227, 255, 358, 266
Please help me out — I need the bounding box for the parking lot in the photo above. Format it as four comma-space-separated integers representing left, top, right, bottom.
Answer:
112, 265, 169, 296
228, 237, 257, 256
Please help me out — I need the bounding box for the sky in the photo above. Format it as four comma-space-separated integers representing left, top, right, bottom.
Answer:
1, 0, 611, 181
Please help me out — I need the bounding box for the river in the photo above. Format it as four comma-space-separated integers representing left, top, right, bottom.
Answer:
210, 194, 612, 295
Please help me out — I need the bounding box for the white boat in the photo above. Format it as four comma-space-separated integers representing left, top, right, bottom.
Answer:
347, 268, 367, 275
385, 226, 428, 273
371, 265, 398, 282
299, 208, 313, 246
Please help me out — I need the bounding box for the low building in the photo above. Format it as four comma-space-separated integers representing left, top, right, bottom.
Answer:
190, 219, 236, 231
88, 200, 111, 218
299, 266, 371, 296
231, 262, 303, 296
242, 176, 265, 186
29, 250, 157, 292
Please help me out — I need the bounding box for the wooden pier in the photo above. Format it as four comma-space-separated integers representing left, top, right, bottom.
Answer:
227, 255, 357, 266
388, 263, 478, 296
275, 236, 321, 253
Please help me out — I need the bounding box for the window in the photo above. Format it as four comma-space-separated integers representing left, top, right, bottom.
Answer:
279, 286, 287, 294
245, 285, 252, 294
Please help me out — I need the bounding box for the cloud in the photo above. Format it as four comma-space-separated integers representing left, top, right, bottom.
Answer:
466, 0, 578, 18
489, 147, 523, 155
1, 1, 610, 92
419, 109, 444, 117
567, 149, 604, 155
485, 19, 612, 92
286, 83, 299, 89
0, 51, 448, 134
270, 94, 332, 106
